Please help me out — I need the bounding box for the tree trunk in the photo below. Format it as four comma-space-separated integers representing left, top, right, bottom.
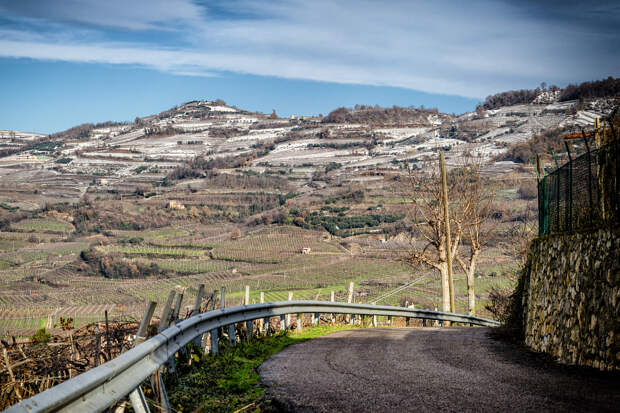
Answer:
466, 250, 480, 316
439, 262, 450, 313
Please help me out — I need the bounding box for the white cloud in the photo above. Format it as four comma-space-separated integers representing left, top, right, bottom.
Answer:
0, 0, 618, 98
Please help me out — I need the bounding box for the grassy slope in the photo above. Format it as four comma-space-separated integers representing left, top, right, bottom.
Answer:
164, 325, 357, 412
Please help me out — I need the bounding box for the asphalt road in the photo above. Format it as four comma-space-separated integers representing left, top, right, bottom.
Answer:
259, 327, 620, 412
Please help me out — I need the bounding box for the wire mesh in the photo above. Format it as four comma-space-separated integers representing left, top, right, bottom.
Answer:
538, 139, 619, 235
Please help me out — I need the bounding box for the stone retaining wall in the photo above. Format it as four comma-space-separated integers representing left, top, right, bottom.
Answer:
522, 227, 619, 370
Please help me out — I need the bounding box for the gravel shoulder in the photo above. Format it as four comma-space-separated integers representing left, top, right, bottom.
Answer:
259, 327, 620, 412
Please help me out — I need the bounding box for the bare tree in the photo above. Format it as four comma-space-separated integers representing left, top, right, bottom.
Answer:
402, 154, 494, 315
453, 160, 496, 315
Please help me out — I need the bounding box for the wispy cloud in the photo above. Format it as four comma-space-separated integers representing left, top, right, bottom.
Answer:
0, 0, 618, 98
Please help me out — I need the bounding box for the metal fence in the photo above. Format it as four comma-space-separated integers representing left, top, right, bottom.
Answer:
538, 138, 619, 235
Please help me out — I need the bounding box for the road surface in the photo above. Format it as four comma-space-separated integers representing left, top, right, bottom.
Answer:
259, 327, 620, 412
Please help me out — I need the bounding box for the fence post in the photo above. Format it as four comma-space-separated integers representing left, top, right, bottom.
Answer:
245, 285, 250, 306
372, 315, 377, 327
220, 287, 226, 309
565, 142, 573, 232
583, 128, 594, 224
286, 292, 293, 326
330, 291, 335, 323
259, 292, 265, 333
191, 285, 205, 347
280, 314, 287, 331
171, 290, 184, 322
159, 291, 175, 332
297, 313, 303, 332
313, 312, 319, 326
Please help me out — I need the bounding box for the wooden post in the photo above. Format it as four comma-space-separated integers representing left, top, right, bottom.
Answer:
245, 320, 253, 340
439, 151, 456, 315
192, 284, 205, 316
104, 310, 111, 360
347, 282, 354, 323
259, 292, 265, 332
220, 286, 226, 309
192, 285, 205, 347
135, 301, 157, 345
297, 313, 303, 332
159, 291, 176, 332
245, 285, 250, 306
286, 292, 293, 326
172, 290, 184, 322
330, 291, 335, 323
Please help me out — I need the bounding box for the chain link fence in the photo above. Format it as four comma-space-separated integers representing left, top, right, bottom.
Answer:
538, 137, 619, 235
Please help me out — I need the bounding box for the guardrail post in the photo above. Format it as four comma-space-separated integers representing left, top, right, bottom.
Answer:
406, 317, 411, 327
297, 313, 303, 332
129, 301, 156, 413
129, 385, 151, 413
387, 315, 392, 326
245, 319, 253, 340
330, 291, 335, 323
155, 292, 175, 413
264, 316, 270, 334
280, 314, 287, 331
210, 329, 219, 355
313, 312, 319, 326
228, 324, 236, 345
349, 314, 355, 325
372, 315, 377, 327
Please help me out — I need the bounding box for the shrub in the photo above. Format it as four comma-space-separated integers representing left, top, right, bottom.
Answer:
31, 328, 51, 344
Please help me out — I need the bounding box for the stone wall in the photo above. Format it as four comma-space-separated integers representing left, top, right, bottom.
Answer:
521, 227, 619, 370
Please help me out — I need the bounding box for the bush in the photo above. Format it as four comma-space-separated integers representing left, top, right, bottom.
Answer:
31, 328, 51, 344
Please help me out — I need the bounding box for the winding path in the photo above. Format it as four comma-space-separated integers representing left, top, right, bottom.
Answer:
259, 327, 620, 412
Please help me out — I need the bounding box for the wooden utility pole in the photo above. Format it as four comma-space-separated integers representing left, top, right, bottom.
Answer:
439, 152, 455, 313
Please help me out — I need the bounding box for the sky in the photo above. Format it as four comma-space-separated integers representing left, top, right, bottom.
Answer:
0, 0, 618, 134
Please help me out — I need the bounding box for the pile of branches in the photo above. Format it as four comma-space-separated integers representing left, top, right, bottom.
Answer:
1, 319, 142, 410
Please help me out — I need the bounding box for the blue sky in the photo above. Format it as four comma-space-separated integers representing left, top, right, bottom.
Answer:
0, 0, 618, 134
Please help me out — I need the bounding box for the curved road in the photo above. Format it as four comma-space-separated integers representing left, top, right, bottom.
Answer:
259, 328, 620, 412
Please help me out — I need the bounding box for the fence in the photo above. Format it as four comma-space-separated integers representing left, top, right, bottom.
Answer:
538, 137, 619, 235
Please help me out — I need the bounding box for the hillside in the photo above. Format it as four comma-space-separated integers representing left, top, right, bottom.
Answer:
0, 83, 617, 340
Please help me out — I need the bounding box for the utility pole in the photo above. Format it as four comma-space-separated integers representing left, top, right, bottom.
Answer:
439, 152, 455, 313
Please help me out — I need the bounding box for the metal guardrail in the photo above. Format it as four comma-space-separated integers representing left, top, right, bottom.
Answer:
5, 301, 500, 413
